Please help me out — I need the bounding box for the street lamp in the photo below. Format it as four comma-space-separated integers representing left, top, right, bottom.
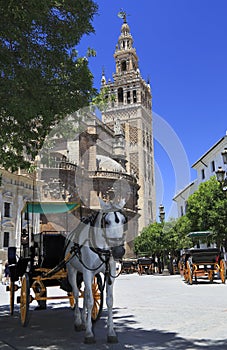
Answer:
158, 204, 169, 274
221, 148, 227, 165
216, 147, 227, 192
159, 204, 165, 223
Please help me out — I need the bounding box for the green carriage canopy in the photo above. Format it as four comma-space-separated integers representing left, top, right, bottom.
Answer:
188, 231, 213, 238
22, 201, 80, 214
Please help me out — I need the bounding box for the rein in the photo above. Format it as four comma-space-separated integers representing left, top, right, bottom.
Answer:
70, 243, 106, 272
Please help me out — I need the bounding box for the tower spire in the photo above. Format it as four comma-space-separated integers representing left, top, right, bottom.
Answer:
114, 14, 139, 77
102, 15, 155, 230
101, 66, 106, 85
117, 9, 128, 23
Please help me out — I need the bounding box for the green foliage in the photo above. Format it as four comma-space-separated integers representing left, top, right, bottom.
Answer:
186, 176, 227, 247
92, 86, 115, 111
0, 0, 98, 170
134, 217, 192, 257
134, 177, 227, 256
134, 222, 163, 256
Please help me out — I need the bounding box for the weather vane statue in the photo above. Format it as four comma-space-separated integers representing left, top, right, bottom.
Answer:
117, 9, 128, 23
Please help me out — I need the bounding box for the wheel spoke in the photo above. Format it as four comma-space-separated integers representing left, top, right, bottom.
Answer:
91, 274, 103, 322
20, 273, 30, 326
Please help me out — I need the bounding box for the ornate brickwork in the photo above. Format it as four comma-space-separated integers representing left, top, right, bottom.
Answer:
129, 153, 139, 177
129, 123, 138, 146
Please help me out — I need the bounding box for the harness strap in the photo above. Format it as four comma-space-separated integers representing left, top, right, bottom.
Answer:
41, 251, 76, 278
71, 243, 106, 272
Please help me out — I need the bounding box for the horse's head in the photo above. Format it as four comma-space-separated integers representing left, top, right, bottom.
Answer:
97, 198, 127, 260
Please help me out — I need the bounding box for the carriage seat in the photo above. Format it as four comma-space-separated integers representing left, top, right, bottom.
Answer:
34, 232, 66, 269
137, 257, 153, 265
187, 248, 220, 264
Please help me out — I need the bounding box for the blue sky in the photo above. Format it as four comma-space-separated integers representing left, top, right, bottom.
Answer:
78, 0, 227, 219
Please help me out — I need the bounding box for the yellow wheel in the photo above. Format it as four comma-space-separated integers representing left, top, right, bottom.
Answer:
20, 273, 30, 327
68, 292, 75, 309
183, 266, 188, 282
91, 274, 103, 322
186, 261, 193, 285
220, 259, 226, 284
208, 270, 214, 283
9, 279, 15, 315
178, 261, 184, 277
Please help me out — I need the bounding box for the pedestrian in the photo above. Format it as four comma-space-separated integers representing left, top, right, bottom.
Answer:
2, 261, 10, 285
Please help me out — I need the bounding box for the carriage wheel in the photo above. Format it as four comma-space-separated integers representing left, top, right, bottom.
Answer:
183, 267, 188, 282
9, 280, 15, 315
186, 261, 193, 285
178, 261, 183, 277
208, 270, 214, 283
20, 273, 30, 327
32, 280, 47, 310
91, 274, 103, 322
219, 259, 226, 284
68, 292, 75, 309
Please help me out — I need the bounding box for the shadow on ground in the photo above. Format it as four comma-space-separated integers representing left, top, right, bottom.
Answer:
0, 303, 227, 350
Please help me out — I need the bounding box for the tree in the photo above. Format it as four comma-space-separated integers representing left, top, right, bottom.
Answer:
0, 0, 98, 170
162, 217, 192, 253
133, 216, 192, 273
134, 217, 192, 257
186, 176, 227, 248
134, 222, 164, 273
173, 215, 192, 249
134, 222, 163, 257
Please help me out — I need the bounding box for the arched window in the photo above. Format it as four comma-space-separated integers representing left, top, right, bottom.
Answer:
118, 88, 123, 103
133, 90, 137, 103
121, 61, 127, 72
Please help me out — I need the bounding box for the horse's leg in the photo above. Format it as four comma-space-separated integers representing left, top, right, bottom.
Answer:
106, 277, 118, 343
67, 265, 84, 331
83, 272, 96, 344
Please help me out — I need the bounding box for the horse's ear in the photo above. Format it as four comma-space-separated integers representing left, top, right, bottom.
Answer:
99, 197, 112, 210
119, 198, 126, 208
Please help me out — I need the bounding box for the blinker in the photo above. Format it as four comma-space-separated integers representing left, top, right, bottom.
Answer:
112, 245, 125, 260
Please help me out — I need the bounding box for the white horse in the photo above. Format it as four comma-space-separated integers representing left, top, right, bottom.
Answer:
66, 198, 127, 344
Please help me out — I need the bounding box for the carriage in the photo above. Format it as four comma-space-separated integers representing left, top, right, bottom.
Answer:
7, 198, 127, 343
182, 231, 226, 284
137, 257, 154, 275
6, 201, 104, 327
121, 258, 137, 274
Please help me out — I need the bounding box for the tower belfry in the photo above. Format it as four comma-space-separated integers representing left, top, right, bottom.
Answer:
102, 14, 156, 238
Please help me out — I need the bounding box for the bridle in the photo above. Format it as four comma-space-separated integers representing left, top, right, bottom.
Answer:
99, 211, 127, 247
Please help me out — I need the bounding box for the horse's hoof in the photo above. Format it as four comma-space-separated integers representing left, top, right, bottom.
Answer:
84, 336, 96, 344
107, 335, 118, 343
74, 324, 85, 332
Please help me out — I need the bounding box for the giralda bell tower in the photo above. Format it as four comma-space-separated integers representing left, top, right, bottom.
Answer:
102, 13, 156, 234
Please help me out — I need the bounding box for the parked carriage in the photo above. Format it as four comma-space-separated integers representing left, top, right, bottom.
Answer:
137, 257, 154, 275
182, 231, 226, 284
6, 201, 104, 326
121, 259, 137, 274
